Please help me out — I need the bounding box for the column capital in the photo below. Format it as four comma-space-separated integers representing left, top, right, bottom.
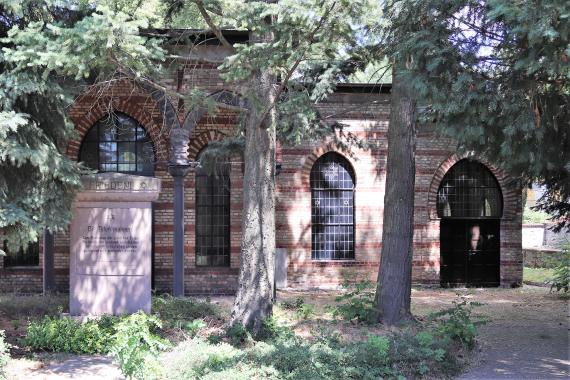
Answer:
168, 163, 194, 178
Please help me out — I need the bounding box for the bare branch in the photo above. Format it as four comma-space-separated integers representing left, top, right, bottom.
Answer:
191, 0, 235, 50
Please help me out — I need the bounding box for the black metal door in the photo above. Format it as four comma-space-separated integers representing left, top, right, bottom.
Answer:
440, 219, 500, 287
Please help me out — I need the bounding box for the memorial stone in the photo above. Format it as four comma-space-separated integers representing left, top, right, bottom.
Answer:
70, 173, 160, 315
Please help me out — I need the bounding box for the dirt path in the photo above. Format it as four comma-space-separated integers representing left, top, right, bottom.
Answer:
412, 286, 569, 379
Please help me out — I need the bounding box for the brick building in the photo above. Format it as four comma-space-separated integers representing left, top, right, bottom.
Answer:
0, 31, 523, 294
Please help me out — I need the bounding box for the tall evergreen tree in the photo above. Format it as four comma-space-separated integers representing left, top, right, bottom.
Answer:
180, 0, 368, 331
381, 0, 569, 229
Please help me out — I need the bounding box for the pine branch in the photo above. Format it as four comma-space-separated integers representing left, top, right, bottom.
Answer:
258, 1, 337, 125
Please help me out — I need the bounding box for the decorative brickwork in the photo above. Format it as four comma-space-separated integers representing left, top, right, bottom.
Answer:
0, 46, 523, 294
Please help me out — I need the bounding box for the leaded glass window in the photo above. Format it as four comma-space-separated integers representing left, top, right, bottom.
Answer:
195, 156, 231, 267
437, 160, 502, 218
79, 113, 155, 176
311, 152, 355, 260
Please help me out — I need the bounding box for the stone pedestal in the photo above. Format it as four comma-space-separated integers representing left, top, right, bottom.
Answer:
70, 173, 160, 316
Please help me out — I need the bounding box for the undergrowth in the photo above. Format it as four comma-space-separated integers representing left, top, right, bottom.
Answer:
160, 298, 484, 380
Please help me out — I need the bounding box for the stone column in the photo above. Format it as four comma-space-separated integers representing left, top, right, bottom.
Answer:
168, 165, 191, 297
42, 229, 55, 293
70, 173, 161, 315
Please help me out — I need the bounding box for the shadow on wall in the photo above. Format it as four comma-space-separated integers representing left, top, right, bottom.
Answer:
71, 206, 152, 315
277, 122, 385, 289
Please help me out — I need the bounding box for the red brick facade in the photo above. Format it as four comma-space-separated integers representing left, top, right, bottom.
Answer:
0, 44, 523, 294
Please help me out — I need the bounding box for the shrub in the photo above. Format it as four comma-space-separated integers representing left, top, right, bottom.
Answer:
330, 279, 377, 324
182, 319, 206, 337
0, 331, 10, 380
550, 246, 570, 293
280, 297, 315, 320
160, 316, 478, 380
225, 323, 250, 346
110, 312, 170, 380
429, 299, 486, 349
152, 295, 219, 327
25, 316, 115, 354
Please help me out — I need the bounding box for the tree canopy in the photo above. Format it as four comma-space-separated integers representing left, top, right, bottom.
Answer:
379, 0, 569, 228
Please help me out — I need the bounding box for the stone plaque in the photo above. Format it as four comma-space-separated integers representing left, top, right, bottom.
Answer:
70, 173, 160, 316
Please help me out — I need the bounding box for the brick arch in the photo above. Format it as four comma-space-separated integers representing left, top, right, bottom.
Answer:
187, 130, 229, 160
67, 88, 169, 165
301, 145, 358, 187
427, 153, 519, 220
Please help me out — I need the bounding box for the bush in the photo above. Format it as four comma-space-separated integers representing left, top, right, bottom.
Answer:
0, 331, 10, 380
330, 279, 377, 324
152, 295, 219, 328
280, 297, 315, 320
550, 246, 570, 293
429, 299, 486, 349
161, 312, 479, 380
110, 312, 170, 380
25, 315, 116, 354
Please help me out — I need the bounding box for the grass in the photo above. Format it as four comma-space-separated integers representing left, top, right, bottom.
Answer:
523, 207, 551, 224
523, 267, 554, 285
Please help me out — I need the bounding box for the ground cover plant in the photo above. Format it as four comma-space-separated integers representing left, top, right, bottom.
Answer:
159, 298, 483, 380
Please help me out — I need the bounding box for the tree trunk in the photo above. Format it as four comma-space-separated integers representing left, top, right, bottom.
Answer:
375, 65, 417, 325
230, 31, 277, 333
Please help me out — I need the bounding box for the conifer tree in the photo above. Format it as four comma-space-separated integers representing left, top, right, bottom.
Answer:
0, 1, 166, 252
381, 0, 569, 229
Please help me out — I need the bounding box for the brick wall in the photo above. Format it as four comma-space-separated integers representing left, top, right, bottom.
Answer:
0, 44, 523, 294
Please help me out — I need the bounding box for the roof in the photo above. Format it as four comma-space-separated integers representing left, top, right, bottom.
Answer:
141, 29, 392, 93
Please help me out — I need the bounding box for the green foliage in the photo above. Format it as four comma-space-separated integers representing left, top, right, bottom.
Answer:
550, 246, 570, 293
280, 297, 315, 320
152, 295, 220, 328
429, 299, 486, 349
0, 1, 165, 248
0, 331, 10, 380
330, 279, 377, 324
110, 312, 170, 380
225, 323, 250, 346
377, 0, 570, 230
523, 207, 552, 224
161, 314, 477, 379
524, 267, 555, 284
181, 319, 207, 337
25, 315, 116, 354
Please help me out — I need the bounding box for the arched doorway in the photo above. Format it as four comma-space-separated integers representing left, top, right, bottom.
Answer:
437, 159, 503, 287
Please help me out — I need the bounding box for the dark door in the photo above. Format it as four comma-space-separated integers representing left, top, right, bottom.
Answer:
440, 219, 500, 287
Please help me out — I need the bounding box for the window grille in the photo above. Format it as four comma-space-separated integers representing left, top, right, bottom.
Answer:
79, 113, 155, 176
195, 161, 231, 267
437, 160, 502, 218
310, 152, 355, 260
3, 240, 39, 267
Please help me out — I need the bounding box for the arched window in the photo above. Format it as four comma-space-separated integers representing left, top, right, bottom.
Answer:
310, 152, 355, 260
79, 113, 155, 176
195, 151, 231, 267
437, 160, 502, 218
